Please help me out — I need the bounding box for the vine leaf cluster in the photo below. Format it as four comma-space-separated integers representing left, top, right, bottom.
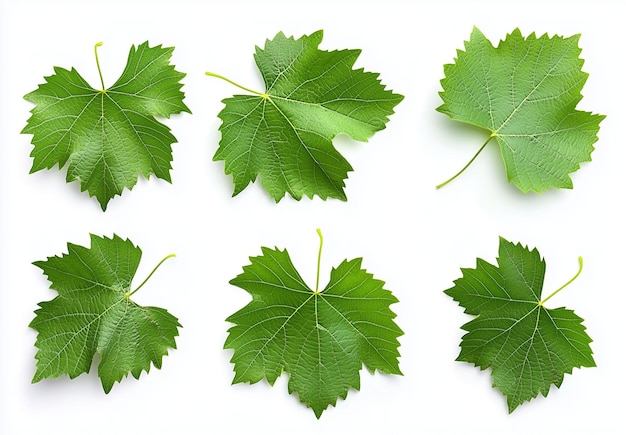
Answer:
22, 28, 601, 416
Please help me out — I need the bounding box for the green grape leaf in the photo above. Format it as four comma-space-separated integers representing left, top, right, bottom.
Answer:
30, 234, 180, 392
22, 41, 190, 210
437, 27, 605, 191
209, 30, 403, 201
225, 231, 403, 417
444, 237, 595, 412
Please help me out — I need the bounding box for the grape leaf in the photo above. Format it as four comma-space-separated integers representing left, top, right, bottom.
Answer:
444, 237, 595, 412
209, 30, 403, 201
224, 231, 403, 417
437, 27, 605, 191
30, 234, 180, 392
22, 41, 190, 210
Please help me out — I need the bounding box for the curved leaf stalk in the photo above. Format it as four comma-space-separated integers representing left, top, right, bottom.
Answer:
539, 256, 583, 306
128, 253, 176, 298
94, 42, 105, 91
436, 133, 495, 189
205, 71, 268, 99
315, 228, 324, 294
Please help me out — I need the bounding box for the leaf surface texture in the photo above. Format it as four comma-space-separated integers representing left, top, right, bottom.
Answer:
213, 30, 403, 201
31, 234, 180, 392
445, 237, 595, 412
225, 245, 403, 417
22, 42, 190, 210
438, 28, 604, 191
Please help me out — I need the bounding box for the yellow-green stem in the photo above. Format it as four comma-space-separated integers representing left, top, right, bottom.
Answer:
436, 133, 495, 189
129, 254, 176, 297
205, 71, 268, 99
315, 229, 324, 294
94, 42, 105, 91
539, 256, 583, 306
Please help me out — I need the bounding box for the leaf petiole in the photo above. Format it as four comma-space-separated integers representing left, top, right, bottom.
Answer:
314, 229, 324, 294
436, 132, 495, 189
205, 71, 268, 99
539, 256, 583, 306
94, 42, 105, 91
128, 253, 176, 298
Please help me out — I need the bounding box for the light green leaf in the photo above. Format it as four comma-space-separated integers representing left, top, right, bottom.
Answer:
31, 234, 180, 392
22, 42, 190, 210
209, 30, 403, 201
444, 237, 595, 412
437, 27, 605, 191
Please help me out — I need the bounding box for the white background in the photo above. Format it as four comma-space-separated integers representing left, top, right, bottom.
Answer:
1, 0, 624, 433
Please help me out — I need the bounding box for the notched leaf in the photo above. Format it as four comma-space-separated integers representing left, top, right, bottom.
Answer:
30, 234, 180, 392
437, 27, 605, 192
209, 30, 403, 202
444, 237, 595, 412
22, 41, 190, 210
224, 233, 403, 417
